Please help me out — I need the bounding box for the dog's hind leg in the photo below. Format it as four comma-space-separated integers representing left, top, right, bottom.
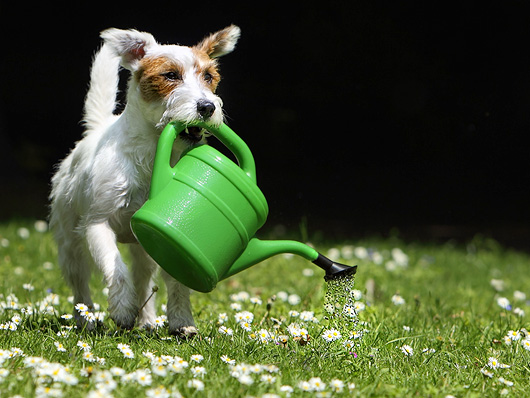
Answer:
129, 244, 158, 329
86, 222, 138, 329
57, 236, 94, 329
161, 270, 197, 338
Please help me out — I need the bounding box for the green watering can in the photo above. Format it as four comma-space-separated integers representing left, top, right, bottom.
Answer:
131, 122, 356, 293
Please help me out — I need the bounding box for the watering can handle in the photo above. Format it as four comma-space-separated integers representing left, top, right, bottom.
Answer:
150, 122, 257, 199
199, 122, 257, 182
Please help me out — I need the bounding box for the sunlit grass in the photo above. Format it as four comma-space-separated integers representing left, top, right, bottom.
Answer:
1, 220, 529, 397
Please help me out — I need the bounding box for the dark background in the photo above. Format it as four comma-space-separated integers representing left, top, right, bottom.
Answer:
1, 2, 529, 246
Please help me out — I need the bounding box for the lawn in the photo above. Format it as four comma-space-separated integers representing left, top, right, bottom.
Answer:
1, 220, 529, 397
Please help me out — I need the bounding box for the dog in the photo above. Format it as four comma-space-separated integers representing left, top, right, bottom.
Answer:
49, 25, 240, 337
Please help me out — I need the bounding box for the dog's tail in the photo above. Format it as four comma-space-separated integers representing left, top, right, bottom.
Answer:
82, 44, 120, 132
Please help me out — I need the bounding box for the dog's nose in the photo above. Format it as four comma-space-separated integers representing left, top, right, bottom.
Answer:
197, 100, 216, 119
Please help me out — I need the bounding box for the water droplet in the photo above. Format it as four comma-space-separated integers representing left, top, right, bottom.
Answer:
324, 272, 359, 335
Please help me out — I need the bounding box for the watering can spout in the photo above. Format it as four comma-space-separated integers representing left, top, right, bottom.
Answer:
224, 238, 357, 282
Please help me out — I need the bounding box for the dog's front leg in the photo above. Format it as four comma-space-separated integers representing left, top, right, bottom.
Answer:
129, 244, 158, 329
86, 222, 138, 329
161, 270, 197, 338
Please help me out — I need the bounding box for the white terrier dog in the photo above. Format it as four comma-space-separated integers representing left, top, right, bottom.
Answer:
49, 25, 240, 337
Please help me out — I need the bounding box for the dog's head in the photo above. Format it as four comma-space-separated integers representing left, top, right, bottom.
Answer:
101, 25, 240, 139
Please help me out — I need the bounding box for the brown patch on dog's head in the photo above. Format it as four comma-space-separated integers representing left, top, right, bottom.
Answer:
135, 56, 185, 102
135, 52, 223, 102
191, 49, 221, 92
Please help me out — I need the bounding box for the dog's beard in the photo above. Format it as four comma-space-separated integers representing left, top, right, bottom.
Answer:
156, 93, 224, 130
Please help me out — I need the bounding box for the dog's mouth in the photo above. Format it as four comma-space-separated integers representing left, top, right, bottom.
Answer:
180, 126, 211, 143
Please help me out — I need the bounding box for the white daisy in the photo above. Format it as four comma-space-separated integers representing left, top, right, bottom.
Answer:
513, 290, 526, 301
506, 330, 521, 341
135, 369, 152, 386
249, 364, 263, 374
299, 311, 315, 322
109, 367, 126, 377
75, 303, 89, 312
400, 345, 414, 356
239, 322, 252, 332
190, 366, 206, 378
237, 374, 254, 385
514, 307, 525, 317
83, 351, 96, 362
151, 364, 167, 377
330, 379, 345, 392
234, 311, 254, 323
220, 354, 235, 365
496, 297, 511, 310
354, 302, 366, 312
308, 377, 326, 391
218, 313, 228, 324
322, 329, 341, 342
260, 374, 276, 384
153, 316, 166, 328
167, 363, 186, 374
498, 377, 514, 387
121, 348, 135, 359
257, 329, 272, 344
172, 357, 188, 369
0, 369, 9, 380
77, 341, 91, 351
54, 342, 66, 352
298, 381, 312, 391
190, 354, 204, 363
145, 386, 171, 398
343, 305, 357, 317
487, 357, 500, 369
287, 294, 301, 305
391, 294, 406, 305
22, 283, 35, 291
187, 379, 204, 391
218, 326, 233, 336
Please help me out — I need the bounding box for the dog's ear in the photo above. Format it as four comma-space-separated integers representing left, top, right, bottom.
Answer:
195, 25, 241, 59
100, 28, 157, 70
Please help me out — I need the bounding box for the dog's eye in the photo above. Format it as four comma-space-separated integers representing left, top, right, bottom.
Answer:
163, 71, 181, 81
203, 72, 213, 84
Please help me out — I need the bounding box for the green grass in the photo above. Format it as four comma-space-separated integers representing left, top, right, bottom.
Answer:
1, 220, 530, 397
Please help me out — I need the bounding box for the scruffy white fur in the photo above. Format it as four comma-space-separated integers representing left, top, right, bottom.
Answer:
49, 26, 240, 336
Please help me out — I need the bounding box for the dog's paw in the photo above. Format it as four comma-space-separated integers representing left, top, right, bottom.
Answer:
112, 314, 137, 330
109, 306, 138, 330
170, 326, 198, 339
108, 283, 139, 330
136, 309, 156, 331
137, 320, 160, 334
